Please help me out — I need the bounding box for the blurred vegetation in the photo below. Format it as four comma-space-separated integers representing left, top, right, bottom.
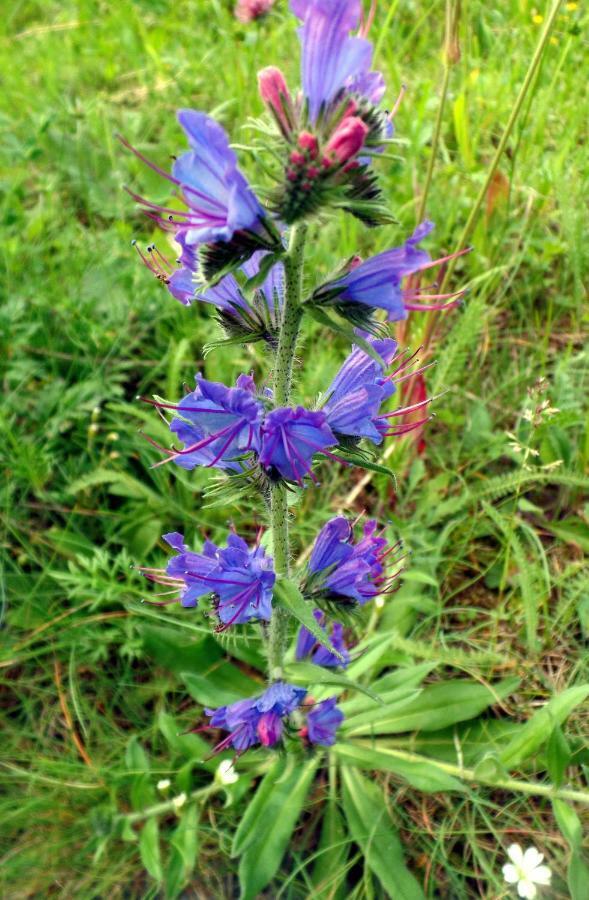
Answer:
1, 0, 588, 897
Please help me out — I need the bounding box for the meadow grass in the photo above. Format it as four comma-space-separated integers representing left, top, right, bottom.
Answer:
1, 0, 588, 897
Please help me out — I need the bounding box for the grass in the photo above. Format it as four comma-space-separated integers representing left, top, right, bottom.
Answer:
1, 0, 588, 896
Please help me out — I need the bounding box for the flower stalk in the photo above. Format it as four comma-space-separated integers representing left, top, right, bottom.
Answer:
267, 223, 308, 679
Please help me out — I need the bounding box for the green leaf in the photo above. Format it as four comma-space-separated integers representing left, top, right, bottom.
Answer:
125, 737, 154, 810
139, 817, 162, 883
157, 711, 213, 769
341, 663, 436, 717
273, 576, 344, 662
234, 755, 320, 900
140, 625, 224, 677
552, 799, 583, 850
341, 767, 425, 899
568, 851, 589, 900
333, 743, 466, 793
472, 753, 507, 784
304, 304, 385, 366
181, 664, 262, 707
284, 661, 383, 704
312, 797, 350, 899
241, 251, 281, 294
344, 678, 519, 736
499, 685, 589, 769
165, 804, 199, 899
547, 725, 571, 787
335, 450, 396, 482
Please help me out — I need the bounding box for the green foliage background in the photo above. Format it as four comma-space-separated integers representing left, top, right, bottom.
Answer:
1, 0, 588, 897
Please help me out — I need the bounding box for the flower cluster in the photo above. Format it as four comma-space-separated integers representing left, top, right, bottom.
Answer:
141, 531, 275, 629
130, 0, 469, 766
305, 515, 403, 607
205, 682, 342, 751
145, 336, 432, 485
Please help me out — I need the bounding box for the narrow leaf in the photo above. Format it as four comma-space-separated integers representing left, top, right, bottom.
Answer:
342, 767, 425, 899
499, 685, 589, 769
139, 817, 162, 883
273, 577, 344, 662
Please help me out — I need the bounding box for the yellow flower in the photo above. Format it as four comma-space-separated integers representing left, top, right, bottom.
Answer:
566, 2, 578, 11
532, 13, 544, 24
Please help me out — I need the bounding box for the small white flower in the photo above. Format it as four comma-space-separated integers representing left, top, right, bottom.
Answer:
502, 843, 551, 898
156, 778, 171, 792
374, 595, 385, 609
216, 759, 239, 785
171, 792, 187, 810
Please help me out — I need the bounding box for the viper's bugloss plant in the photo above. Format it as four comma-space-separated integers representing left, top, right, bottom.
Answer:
120, 0, 486, 892
124, 0, 462, 768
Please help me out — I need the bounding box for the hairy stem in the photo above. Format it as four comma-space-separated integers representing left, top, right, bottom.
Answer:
267, 223, 308, 680
341, 743, 589, 806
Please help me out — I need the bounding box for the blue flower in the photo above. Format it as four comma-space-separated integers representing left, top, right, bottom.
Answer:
205, 681, 307, 751
295, 609, 350, 667
259, 406, 337, 484
312, 221, 468, 321
154, 373, 264, 471
322, 337, 398, 444
305, 697, 344, 746
122, 110, 281, 280
159, 531, 275, 627
291, 0, 379, 125
307, 516, 402, 606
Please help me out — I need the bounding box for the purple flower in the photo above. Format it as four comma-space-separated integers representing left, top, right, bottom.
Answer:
312, 221, 468, 321
259, 407, 337, 484
296, 609, 350, 668
147, 531, 275, 627
121, 110, 281, 280
151, 373, 264, 472
305, 697, 344, 746
322, 336, 433, 444
163, 239, 285, 342
322, 337, 398, 443
306, 516, 403, 606
291, 0, 379, 125
205, 681, 307, 751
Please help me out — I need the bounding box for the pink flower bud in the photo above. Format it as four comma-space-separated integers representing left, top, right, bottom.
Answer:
324, 117, 369, 166
235, 0, 275, 23
298, 131, 318, 158
289, 150, 306, 166
258, 66, 294, 138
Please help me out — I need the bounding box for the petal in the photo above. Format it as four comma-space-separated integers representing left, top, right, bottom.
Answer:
502, 865, 519, 885
522, 847, 544, 870
517, 880, 537, 900
507, 844, 524, 865
532, 866, 551, 886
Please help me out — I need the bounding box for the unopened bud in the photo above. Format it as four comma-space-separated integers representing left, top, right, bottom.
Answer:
324, 117, 369, 166
289, 150, 306, 166
258, 66, 294, 138
298, 131, 318, 157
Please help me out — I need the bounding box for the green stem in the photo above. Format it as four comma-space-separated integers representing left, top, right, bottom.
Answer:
267, 223, 308, 680
347, 744, 589, 806
416, 0, 457, 224
118, 784, 217, 825
422, 0, 562, 351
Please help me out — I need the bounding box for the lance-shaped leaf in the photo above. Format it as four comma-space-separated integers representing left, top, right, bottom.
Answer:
273, 576, 345, 662
232, 755, 320, 899
342, 766, 425, 899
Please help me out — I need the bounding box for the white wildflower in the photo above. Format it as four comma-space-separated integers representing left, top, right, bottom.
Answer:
216, 759, 239, 785
502, 844, 551, 898
156, 778, 171, 792
172, 792, 187, 810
